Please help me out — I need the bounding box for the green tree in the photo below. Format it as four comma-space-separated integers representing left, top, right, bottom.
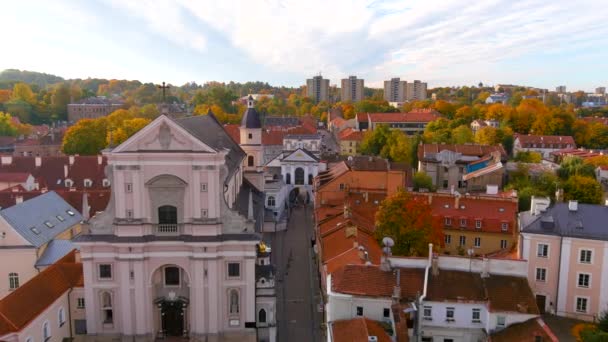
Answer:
412, 172, 434, 191
513, 151, 542, 163
563, 175, 603, 204
51, 83, 71, 120
374, 190, 442, 256
0, 112, 17, 136
359, 124, 391, 156
451, 125, 474, 144
381, 130, 413, 164
558, 156, 596, 179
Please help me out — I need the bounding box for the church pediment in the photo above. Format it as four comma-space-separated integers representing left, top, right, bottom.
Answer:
112, 115, 216, 153
281, 148, 319, 163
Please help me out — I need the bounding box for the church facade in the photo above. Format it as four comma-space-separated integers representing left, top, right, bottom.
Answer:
75, 113, 267, 342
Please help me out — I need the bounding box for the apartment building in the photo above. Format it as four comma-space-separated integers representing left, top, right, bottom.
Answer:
67, 96, 124, 122
383, 78, 427, 102
520, 197, 608, 321
513, 134, 576, 159
341, 76, 364, 102
306, 75, 330, 103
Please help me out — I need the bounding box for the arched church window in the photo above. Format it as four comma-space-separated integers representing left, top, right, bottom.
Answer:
259, 308, 267, 323
101, 291, 113, 324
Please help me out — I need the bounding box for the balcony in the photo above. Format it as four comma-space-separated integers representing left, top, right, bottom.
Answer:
154, 223, 183, 235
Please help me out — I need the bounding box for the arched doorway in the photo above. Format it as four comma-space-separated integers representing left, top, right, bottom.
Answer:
259, 308, 267, 323
152, 265, 190, 337
295, 167, 305, 185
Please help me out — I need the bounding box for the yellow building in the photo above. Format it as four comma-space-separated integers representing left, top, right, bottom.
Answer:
339, 129, 364, 156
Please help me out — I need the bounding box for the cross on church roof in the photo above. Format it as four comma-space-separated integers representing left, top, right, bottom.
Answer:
157, 82, 170, 102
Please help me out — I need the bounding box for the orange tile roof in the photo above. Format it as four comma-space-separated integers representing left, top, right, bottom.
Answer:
223, 124, 240, 143
490, 318, 558, 342
331, 264, 424, 300
331, 318, 392, 342
411, 193, 518, 234
0, 250, 83, 334
339, 128, 365, 141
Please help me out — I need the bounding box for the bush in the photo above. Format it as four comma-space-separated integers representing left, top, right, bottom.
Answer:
413, 171, 434, 191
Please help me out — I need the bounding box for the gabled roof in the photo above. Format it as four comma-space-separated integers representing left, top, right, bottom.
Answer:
330, 318, 391, 342
331, 264, 424, 300
339, 128, 365, 141
514, 134, 576, 146
418, 143, 507, 161
175, 115, 246, 178
0, 172, 30, 183
490, 317, 558, 342
520, 202, 608, 240
281, 148, 319, 162
0, 191, 82, 248
0, 250, 83, 335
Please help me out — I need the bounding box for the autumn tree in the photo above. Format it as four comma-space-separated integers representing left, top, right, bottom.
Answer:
513, 151, 542, 163
359, 124, 391, 156
11, 83, 36, 104
451, 125, 474, 144
584, 155, 608, 168
374, 190, 442, 256
558, 156, 596, 179
0, 112, 17, 136
62, 118, 108, 155
563, 175, 603, 204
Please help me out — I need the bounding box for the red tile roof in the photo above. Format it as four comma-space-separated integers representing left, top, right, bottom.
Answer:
356, 113, 368, 122
223, 124, 240, 144
367, 110, 440, 124
0, 250, 82, 335
0, 172, 30, 183
514, 134, 576, 147
490, 318, 558, 342
331, 264, 424, 300
331, 318, 392, 342
412, 193, 518, 234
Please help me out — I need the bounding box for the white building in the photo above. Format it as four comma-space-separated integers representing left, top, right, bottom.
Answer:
326, 249, 543, 342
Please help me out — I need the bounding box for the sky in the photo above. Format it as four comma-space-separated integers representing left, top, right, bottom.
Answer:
1, 0, 607, 91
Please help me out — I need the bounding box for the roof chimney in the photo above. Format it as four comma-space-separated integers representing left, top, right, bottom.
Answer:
69, 155, 75, 165
35, 156, 42, 167
454, 194, 460, 209
431, 255, 439, 276
15, 195, 23, 204
343, 204, 351, 219
392, 268, 401, 303
97, 155, 103, 165
64, 164, 69, 178
568, 200, 578, 212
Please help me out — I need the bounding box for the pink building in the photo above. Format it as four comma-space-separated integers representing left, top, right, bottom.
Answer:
520, 198, 608, 321
75, 113, 263, 341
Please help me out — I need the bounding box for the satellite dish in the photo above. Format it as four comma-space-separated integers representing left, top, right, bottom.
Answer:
382, 237, 395, 247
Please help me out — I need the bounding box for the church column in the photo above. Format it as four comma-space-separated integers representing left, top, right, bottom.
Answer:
190, 258, 205, 335
192, 167, 200, 221
133, 259, 147, 335
82, 259, 98, 334
206, 258, 220, 334
118, 259, 134, 335
245, 257, 256, 323
304, 167, 309, 186
132, 168, 142, 218
115, 170, 125, 217
290, 166, 295, 186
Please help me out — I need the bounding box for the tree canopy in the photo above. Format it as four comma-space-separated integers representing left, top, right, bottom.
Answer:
374, 190, 442, 256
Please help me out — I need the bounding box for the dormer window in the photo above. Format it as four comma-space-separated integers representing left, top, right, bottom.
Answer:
30, 227, 41, 235
44, 221, 54, 228
83, 179, 92, 188
56, 215, 65, 222
65, 179, 73, 188
102, 179, 110, 187
66, 210, 75, 216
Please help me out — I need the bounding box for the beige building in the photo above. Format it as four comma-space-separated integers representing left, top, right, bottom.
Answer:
306, 75, 329, 103
383, 78, 427, 102
340, 76, 364, 102
383, 78, 407, 102
406, 79, 427, 100
67, 97, 124, 123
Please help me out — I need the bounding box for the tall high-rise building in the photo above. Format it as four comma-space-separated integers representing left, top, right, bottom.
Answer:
556, 85, 567, 93
306, 75, 329, 103
406, 80, 427, 101
596, 87, 606, 95
340, 76, 364, 102
383, 78, 407, 102
384, 78, 427, 102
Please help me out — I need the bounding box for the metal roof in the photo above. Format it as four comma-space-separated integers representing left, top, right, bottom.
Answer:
0, 191, 83, 248
35, 239, 77, 267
